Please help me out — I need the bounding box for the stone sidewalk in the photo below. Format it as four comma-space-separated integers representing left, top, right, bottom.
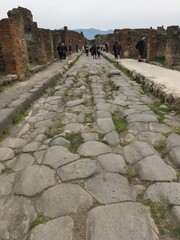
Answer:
103, 52, 180, 110
0, 53, 180, 239
0, 53, 80, 134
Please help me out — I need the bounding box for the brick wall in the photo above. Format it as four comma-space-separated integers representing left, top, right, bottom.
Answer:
0, 18, 28, 78
165, 26, 180, 68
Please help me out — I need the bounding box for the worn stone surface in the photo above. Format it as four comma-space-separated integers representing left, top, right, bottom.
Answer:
123, 140, 158, 164
36, 184, 93, 217
43, 146, 80, 169
145, 182, 180, 206
77, 141, 111, 157
0, 196, 36, 240
0, 52, 179, 239
86, 202, 159, 240
0, 147, 14, 161
6, 153, 35, 171
57, 158, 101, 181
28, 216, 74, 240
85, 173, 135, 204
134, 155, 177, 181
0, 174, 14, 198
97, 154, 127, 174
14, 165, 55, 196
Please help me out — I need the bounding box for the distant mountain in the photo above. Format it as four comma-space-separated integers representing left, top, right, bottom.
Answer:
73, 28, 113, 40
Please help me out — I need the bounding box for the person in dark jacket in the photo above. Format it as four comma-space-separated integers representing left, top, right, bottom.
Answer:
113, 40, 119, 59
136, 37, 146, 62
57, 42, 63, 61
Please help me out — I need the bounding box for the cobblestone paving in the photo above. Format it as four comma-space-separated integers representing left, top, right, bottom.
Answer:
0, 54, 180, 239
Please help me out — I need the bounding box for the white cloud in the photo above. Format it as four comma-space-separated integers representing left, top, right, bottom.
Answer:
0, 0, 179, 30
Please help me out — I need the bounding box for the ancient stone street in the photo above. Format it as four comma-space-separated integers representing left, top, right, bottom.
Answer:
0, 53, 180, 240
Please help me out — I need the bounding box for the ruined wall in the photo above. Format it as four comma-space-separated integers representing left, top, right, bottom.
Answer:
0, 7, 85, 76
147, 28, 158, 61
165, 25, 180, 69
39, 29, 54, 62
0, 17, 29, 78
0, 44, 4, 72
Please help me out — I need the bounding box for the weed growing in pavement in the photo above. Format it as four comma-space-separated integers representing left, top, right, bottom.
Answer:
123, 168, 137, 183
139, 198, 167, 235
173, 125, 180, 135
169, 227, 180, 238
12, 110, 28, 124
64, 132, 84, 153
1, 167, 13, 173
30, 216, 51, 230
85, 113, 95, 123
45, 113, 64, 138
149, 100, 172, 123
112, 113, 127, 133
154, 140, 166, 153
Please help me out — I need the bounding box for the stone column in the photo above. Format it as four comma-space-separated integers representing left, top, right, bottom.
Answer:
147, 28, 157, 61
64, 26, 68, 47
0, 18, 28, 78
121, 29, 130, 57
165, 25, 180, 68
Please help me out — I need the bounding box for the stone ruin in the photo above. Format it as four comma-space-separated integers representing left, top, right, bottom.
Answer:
96, 25, 180, 70
0, 7, 180, 79
0, 7, 85, 78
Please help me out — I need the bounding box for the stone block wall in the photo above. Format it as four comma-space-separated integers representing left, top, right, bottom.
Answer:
165, 26, 180, 68
0, 18, 29, 78
0, 7, 85, 76
98, 26, 180, 69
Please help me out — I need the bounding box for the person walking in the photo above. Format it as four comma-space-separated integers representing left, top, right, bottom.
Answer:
117, 42, 123, 58
68, 44, 72, 55
136, 37, 146, 62
113, 40, 119, 59
57, 42, 63, 62
91, 44, 97, 59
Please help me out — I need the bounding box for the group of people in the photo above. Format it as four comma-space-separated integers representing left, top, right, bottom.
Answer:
57, 37, 146, 62
84, 44, 101, 59
112, 37, 146, 61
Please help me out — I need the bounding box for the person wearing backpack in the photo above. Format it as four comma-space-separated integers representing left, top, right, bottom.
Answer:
136, 37, 146, 62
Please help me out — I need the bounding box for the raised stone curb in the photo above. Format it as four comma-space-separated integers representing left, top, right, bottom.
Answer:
102, 52, 180, 111
0, 54, 80, 134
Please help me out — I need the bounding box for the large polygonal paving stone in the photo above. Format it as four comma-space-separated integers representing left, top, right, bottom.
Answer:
77, 141, 111, 157
123, 140, 158, 165
84, 173, 135, 204
145, 182, 180, 206
97, 154, 127, 174
43, 146, 80, 169
0, 174, 14, 198
0, 147, 14, 161
28, 216, 74, 240
0, 196, 36, 240
14, 165, 55, 196
36, 183, 93, 218
86, 202, 158, 240
134, 155, 177, 181
57, 158, 101, 181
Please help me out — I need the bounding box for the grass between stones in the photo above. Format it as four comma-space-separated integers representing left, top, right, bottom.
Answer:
173, 126, 180, 134
112, 113, 127, 133
64, 132, 84, 153
149, 100, 172, 123
138, 197, 180, 238
12, 110, 28, 124
30, 215, 51, 230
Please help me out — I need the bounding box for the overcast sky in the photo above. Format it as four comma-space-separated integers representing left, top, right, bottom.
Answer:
1, 0, 180, 30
